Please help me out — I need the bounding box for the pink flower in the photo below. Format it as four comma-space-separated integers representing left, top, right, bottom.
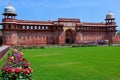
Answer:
24, 62, 30, 67
17, 52, 22, 58
18, 58, 23, 62
27, 67, 33, 73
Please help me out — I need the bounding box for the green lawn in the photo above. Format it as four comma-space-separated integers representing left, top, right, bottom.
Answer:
1, 46, 120, 80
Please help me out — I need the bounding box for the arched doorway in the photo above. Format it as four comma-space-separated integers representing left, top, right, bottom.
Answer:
65, 29, 75, 44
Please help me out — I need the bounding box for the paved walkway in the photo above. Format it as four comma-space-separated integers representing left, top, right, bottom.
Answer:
0, 46, 9, 60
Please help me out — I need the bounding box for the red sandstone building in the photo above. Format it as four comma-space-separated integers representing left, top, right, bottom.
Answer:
0, 4, 120, 46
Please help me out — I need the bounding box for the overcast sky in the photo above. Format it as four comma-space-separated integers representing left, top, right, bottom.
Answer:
0, 0, 120, 30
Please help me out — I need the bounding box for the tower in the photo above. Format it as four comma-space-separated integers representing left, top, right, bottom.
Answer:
105, 11, 115, 25
105, 11, 117, 44
2, 3, 17, 46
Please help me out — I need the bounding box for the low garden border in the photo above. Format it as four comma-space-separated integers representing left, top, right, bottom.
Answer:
0, 46, 9, 60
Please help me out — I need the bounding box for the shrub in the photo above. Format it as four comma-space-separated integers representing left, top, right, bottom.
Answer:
0, 49, 33, 80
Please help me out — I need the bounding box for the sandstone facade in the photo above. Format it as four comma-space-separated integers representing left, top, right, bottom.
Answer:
1, 4, 120, 46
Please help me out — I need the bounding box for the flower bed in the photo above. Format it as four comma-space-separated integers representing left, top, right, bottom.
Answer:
0, 49, 33, 80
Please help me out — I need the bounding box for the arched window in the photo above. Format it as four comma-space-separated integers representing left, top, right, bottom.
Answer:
31, 26, 33, 29
42, 26, 44, 30
23, 26, 25, 29
27, 26, 29, 29
35, 26, 37, 29
46, 26, 48, 29
38, 26, 41, 29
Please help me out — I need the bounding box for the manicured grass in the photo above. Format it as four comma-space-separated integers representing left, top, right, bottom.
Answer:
1, 46, 120, 80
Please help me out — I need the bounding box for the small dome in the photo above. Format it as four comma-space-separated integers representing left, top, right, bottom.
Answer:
4, 3, 15, 13
106, 11, 115, 19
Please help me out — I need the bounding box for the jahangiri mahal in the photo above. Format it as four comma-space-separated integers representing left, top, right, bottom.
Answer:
0, 4, 120, 46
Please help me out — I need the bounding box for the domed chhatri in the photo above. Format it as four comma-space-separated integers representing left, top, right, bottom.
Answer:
106, 11, 115, 20
2, 3, 17, 19
4, 3, 16, 13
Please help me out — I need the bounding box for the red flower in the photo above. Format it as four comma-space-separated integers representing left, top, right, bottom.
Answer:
7, 57, 14, 63
8, 57, 11, 60
15, 68, 22, 73
8, 57, 12, 61
7, 67, 15, 74
23, 69, 30, 74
